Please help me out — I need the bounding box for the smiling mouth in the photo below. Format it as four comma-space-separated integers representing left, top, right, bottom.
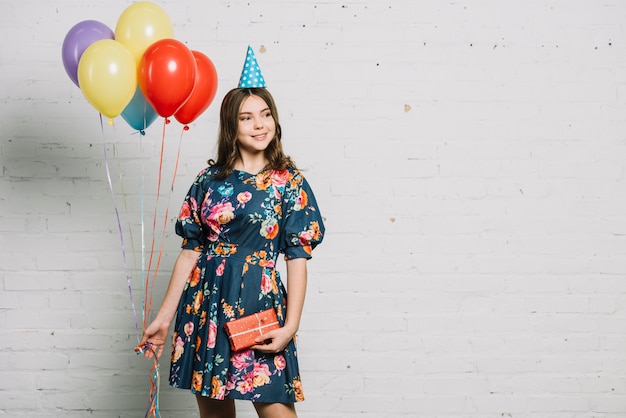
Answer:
252, 133, 267, 140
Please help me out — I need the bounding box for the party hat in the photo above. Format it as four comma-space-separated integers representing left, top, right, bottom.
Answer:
238, 45, 266, 88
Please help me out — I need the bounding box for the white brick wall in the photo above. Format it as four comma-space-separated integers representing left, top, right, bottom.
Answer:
1, 0, 625, 416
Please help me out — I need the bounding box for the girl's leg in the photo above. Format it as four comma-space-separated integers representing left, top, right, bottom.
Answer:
195, 395, 236, 418
253, 402, 297, 418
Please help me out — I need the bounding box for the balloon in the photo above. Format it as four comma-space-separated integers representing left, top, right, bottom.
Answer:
121, 86, 159, 132
115, 1, 174, 67
138, 39, 197, 118
61, 20, 114, 87
174, 51, 218, 125
77, 40, 137, 118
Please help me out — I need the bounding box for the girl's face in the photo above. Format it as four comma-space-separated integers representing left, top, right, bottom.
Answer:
236, 94, 276, 156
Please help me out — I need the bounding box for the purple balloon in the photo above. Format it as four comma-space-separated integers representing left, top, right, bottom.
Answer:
62, 20, 114, 87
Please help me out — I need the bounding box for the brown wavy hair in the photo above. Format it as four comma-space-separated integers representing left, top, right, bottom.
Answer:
208, 88, 296, 179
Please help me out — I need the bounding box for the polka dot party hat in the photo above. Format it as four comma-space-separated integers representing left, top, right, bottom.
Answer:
238, 45, 266, 88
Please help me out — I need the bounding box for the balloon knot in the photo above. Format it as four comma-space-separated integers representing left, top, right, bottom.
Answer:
108, 118, 114, 125
140, 129, 146, 136
183, 125, 190, 131
165, 118, 171, 125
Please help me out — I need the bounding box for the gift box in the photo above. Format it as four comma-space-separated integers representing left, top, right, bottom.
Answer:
224, 308, 280, 352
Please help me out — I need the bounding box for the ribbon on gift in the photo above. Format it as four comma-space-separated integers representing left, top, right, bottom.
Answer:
227, 312, 280, 339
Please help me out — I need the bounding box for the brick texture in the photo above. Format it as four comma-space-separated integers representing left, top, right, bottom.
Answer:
1, 1, 625, 417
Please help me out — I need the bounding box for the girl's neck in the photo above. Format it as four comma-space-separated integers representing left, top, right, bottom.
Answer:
234, 154, 269, 175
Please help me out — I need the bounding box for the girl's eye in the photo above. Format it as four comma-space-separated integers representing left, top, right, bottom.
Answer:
240, 116, 250, 121
263, 112, 272, 118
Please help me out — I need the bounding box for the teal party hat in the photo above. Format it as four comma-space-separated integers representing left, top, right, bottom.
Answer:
238, 45, 266, 88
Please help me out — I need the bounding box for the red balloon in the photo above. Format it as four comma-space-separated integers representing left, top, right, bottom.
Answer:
174, 51, 218, 125
138, 39, 197, 117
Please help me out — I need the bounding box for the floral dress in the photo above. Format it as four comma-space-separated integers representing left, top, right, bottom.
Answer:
169, 166, 324, 403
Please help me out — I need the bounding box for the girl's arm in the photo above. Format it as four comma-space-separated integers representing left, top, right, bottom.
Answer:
253, 257, 308, 353
138, 249, 199, 359
282, 257, 308, 335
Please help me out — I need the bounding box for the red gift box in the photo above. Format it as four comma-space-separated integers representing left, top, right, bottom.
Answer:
224, 308, 280, 352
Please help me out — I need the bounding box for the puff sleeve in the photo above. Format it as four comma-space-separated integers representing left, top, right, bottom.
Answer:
279, 170, 325, 260
175, 168, 209, 252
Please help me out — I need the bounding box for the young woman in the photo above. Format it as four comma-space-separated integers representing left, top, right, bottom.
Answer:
139, 87, 325, 418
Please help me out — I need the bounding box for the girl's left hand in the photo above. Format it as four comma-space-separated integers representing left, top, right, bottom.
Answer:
251, 327, 295, 353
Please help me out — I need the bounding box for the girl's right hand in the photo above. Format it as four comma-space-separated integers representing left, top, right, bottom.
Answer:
136, 319, 170, 359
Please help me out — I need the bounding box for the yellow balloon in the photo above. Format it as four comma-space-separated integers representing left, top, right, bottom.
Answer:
77, 39, 137, 118
115, 1, 174, 67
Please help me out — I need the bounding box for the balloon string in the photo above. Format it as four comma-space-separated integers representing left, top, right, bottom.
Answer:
138, 346, 161, 418
99, 114, 140, 342
143, 118, 168, 329
137, 125, 162, 417
142, 124, 183, 418
117, 154, 141, 343
140, 134, 146, 328
99, 114, 160, 416
149, 126, 185, 302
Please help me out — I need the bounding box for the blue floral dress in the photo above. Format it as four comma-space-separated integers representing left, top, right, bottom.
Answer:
169, 166, 324, 403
